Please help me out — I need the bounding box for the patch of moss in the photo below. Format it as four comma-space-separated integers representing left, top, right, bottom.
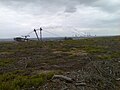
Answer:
0, 58, 15, 67
97, 55, 112, 60
0, 71, 54, 90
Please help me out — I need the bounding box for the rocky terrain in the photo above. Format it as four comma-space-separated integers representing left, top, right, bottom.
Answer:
0, 36, 120, 90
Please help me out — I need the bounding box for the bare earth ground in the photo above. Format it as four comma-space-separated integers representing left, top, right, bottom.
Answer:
0, 36, 120, 90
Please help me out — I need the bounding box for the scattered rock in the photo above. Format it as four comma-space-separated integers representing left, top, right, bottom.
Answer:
66, 72, 70, 74
116, 78, 120, 81
52, 75, 74, 83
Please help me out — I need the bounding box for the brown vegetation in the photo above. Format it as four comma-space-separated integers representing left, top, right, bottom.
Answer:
0, 36, 120, 90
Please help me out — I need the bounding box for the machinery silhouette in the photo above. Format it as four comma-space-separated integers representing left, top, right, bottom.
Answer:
14, 27, 93, 42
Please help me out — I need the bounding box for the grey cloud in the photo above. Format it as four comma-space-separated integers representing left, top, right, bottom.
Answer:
1, 0, 120, 14
0, 0, 120, 38
64, 6, 77, 13
0, 0, 63, 15
92, 0, 120, 13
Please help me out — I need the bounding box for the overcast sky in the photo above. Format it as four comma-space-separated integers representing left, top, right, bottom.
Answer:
0, 0, 120, 38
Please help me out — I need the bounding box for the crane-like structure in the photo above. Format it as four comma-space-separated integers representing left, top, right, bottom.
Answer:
40, 28, 43, 41
34, 29, 40, 41
14, 27, 43, 42
33, 27, 43, 41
